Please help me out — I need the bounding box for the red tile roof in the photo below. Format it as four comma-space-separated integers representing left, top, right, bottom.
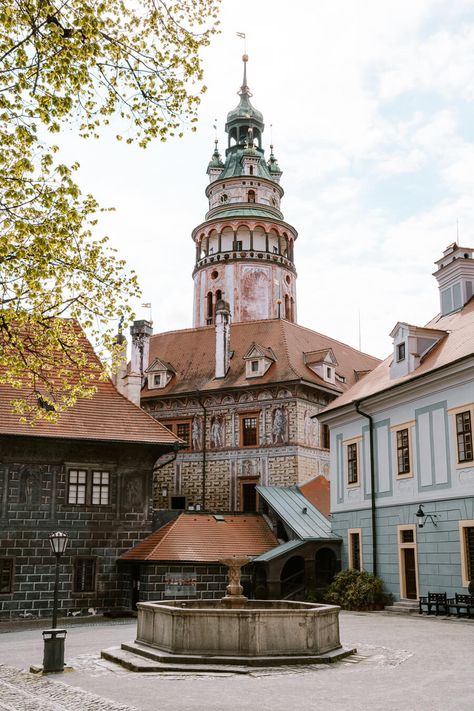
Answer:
141, 319, 380, 399
0, 329, 179, 446
323, 298, 474, 413
298, 476, 331, 518
120, 513, 278, 562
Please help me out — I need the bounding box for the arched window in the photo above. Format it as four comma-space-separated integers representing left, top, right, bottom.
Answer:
284, 294, 290, 319
290, 297, 295, 323
206, 292, 213, 323
216, 289, 222, 303
248, 189, 256, 203
249, 165, 254, 176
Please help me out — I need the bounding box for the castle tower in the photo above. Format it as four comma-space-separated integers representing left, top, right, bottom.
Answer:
192, 55, 298, 327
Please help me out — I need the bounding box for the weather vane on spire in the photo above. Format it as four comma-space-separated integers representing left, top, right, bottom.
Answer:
236, 31, 247, 55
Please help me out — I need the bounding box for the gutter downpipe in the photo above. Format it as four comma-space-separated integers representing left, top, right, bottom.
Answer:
354, 400, 377, 578
197, 394, 207, 511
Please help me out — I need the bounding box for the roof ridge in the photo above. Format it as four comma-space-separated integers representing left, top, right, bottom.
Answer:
151, 514, 182, 554
283, 320, 381, 361
279, 320, 301, 380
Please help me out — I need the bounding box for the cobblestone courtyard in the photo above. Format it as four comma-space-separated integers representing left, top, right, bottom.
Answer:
0, 612, 473, 711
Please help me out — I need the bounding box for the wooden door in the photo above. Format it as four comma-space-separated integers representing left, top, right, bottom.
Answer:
403, 548, 417, 599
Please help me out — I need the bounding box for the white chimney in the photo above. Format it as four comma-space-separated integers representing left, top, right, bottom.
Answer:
433, 243, 474, 315
215, 300, 231, 379
120, 319, 153, 406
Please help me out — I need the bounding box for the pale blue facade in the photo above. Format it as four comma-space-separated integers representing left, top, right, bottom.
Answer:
320, 247, 474, 601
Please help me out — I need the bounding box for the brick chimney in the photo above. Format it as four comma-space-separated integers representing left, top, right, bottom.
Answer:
215, 300, 231, 379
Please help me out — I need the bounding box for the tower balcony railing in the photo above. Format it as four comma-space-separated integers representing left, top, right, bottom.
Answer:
193, 248, 296, 275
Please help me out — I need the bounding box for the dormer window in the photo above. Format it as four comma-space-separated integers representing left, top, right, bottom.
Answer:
389, 322, 446, 379
146, 357, 175, 390
244, 343, 276, 378
396, 342, 406, 362
303, 349, 338, 385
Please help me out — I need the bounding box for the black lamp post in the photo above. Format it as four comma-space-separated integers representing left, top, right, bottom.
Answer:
42, 530, 69, 673
49, 531, 69, 628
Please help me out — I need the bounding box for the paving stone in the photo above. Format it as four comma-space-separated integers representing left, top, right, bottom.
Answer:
0, 664, 139, 711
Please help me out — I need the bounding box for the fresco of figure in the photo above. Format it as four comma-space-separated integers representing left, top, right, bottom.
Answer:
192, 415, 203, 450
272, 406, 287, 444
210, 415, 224, 449
304, 410, 318, 445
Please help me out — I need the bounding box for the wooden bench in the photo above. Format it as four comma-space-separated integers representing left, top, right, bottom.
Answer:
447, 593, 474, 618
418, 592, 449, 615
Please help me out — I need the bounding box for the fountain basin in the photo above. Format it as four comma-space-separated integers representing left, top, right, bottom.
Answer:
136, 599, 342, 658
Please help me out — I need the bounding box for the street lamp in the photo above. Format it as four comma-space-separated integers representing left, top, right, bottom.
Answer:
42, 530, 69, 673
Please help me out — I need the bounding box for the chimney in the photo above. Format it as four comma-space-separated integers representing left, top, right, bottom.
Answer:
123, 319, 152, 407
130, 320, 153, 375
215, 300, 231, 379
433, 243, 474, 315
111, 323, 128, 397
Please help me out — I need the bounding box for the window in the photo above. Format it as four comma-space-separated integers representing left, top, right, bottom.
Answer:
396, 428, 410, 475
241, 480, 258, 512
347, 443, 358, 485
153, 373, 161, 386
251, 360, 259, 373
164, 419, 192, 451
456, 411, 473, 463
170, 496, 186, 510
67, 468, 111, 506
68, 469, 87, 504
459, 521, 474, 587
92, 471, 110, 505
74, 558, 96, 593
233, 240, 243, 251
348, 530, 362, 570
326, 367, 332, 379
0, 559, 13, 594
240, 413, 259, 447
321, 424, 330, 449
396, 342, 406, 362
248, 189, 255, 203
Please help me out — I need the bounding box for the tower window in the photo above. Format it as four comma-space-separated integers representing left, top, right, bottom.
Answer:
207, 292, 213, 323
249, 165, 254, 175
248, 189, 256, 203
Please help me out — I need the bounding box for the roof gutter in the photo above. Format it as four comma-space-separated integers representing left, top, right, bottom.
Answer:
354, 400, 377, 578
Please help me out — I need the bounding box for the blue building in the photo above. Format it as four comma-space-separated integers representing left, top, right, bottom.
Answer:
318, 243, 474, 600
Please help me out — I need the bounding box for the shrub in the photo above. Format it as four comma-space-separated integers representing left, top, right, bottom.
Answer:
324, 569, 390, 611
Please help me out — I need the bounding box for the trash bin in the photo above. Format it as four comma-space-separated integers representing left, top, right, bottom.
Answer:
42, 628, 67, 672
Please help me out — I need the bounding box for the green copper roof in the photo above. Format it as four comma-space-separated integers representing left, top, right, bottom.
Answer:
225, 55, 264, 130
208, 206, 281, 220
218, 146, 273, 180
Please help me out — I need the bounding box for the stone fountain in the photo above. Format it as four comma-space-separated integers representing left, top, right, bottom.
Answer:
102, 556, 354, 671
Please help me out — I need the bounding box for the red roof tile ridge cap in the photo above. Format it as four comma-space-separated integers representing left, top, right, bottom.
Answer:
148, 514, 182, 555
279, 320, 302, 380
285, 320, 381, 362
150, 324, 214, 340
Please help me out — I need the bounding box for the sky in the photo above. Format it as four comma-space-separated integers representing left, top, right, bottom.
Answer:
58, 0, 474, 360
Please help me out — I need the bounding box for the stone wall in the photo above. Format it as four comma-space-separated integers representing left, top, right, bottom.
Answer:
0, 436, 159, 620
121, 563, 253, 603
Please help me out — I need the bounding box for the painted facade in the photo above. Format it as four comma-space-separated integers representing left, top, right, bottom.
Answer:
319, 243, 474, 600
115, 57, 380, 515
